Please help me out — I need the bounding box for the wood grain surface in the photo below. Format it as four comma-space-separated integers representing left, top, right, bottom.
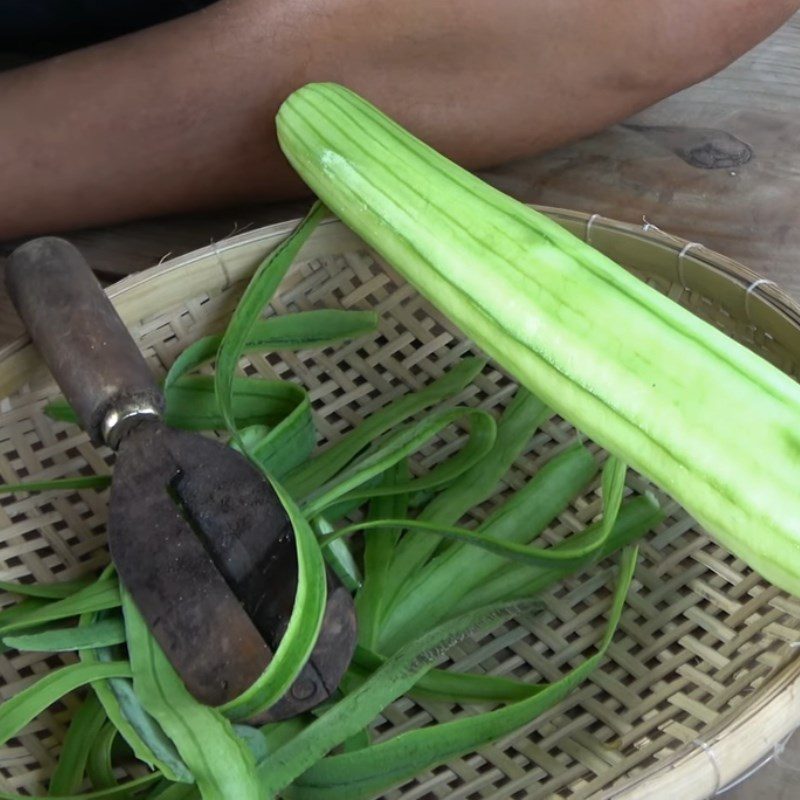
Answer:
478, 14, 800, 300
1, 12, 799, 799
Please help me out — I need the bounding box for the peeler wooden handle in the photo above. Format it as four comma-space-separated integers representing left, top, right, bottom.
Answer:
6, 237, 164, 448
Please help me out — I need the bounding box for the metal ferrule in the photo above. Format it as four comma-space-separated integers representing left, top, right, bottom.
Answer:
102, 399, 162, 450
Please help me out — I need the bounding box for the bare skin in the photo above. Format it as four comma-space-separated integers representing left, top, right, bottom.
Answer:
0, 0, 797, 240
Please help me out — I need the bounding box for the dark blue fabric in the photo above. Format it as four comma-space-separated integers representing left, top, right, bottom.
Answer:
0, 0, 216, 52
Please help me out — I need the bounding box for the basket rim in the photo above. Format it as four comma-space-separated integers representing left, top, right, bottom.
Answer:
538, 205, 800, 327
2, 206, 799, 798
3, 204, 800, 364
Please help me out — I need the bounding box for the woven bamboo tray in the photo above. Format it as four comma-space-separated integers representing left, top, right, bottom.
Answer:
2, 207, 800, 799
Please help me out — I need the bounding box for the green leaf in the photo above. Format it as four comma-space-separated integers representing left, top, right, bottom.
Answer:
0, 581, 120, 636
349, 645, 544, 704
143, 783, 198, 800
528, 454, 626, 561
0, 597, 48, 623
355, 460, 409, 648
407, 669, 544, 704
0, 661, 131, 748
378, 443, 598, 652
87, 723, 119, 791
340, 728, 370, 754
219, 481, 327, 721
122, 588, 259, 800
85, 665, 189, 783
79, 603, 192, 785
304, 477, 381, 524
165, 375, 304, 432
329, 512, 622, 569
0, 577, 93, 600
40, 398, 74, 423
46, 377, 306, 434
386, 387, 551, 597
301, 406, 496, 518
0, 599, 49, 651
233, 390, 315, 479
232, 725, 270, 766
49, 693, 107, 796
327, 458, 626, 574
257, 598, 541, 797
313, 516, 361, 592
164, 309, 377, 391
286, 548, 638, 800
0, 476, 111, 495
259, 718, 308, 756
215, 201, 328, 439
0, 774, 160, 800
163, 203, 330, 727
4, 619, 126, 653
457, 494, 662, 614
284, 357, 485, 500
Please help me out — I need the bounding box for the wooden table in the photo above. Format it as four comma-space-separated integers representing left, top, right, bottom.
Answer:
479, 13, 800, 301
1, 12, 799, 799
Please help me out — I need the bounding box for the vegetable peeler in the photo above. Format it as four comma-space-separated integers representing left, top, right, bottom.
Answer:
6, 237, 357, 719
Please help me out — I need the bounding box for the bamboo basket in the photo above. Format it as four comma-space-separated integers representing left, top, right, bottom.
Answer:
2, 207, 800, 799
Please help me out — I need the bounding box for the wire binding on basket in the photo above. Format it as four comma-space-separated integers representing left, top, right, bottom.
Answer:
692, 738, 722, 796
225, 221, 255, 238
585, 213, 601, 244
774, 729, 800, 772
677, 242, 702, 288
714, 727, 800, 795
210, 239, 232, 290
744, 278, 779, 321
642, 215, 666, 236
